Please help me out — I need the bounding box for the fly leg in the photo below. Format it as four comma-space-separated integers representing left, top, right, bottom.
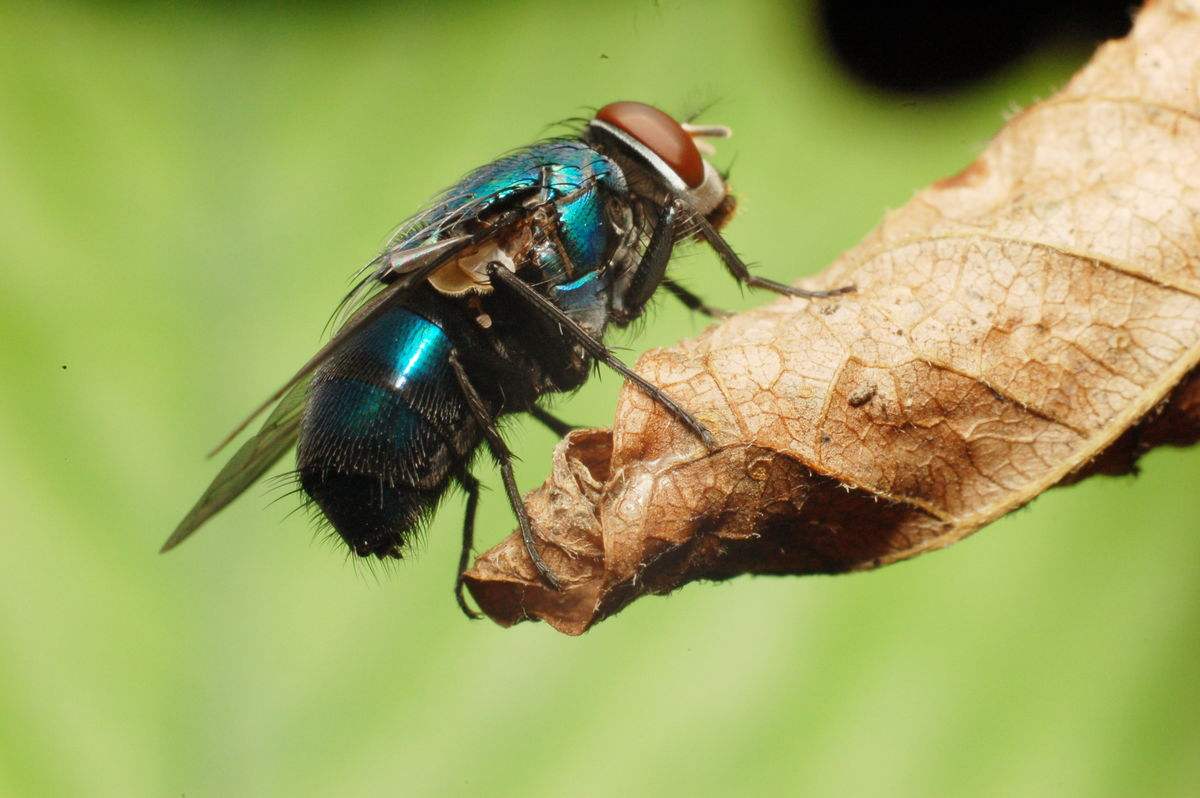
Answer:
683, 199, 855, 299
528, 405, 576, 437
662, 278, 731, 319
487, 263, 717, 450
448, 350, 563, 591
612, 203, 728, 320
611, 202, 679, 324
454, 471, 482, 619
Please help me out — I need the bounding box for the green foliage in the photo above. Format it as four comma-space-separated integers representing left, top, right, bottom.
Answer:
0, 1, 1196, 795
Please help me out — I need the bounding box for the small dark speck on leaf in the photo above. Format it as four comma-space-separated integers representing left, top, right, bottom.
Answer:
848, 385, 876, 407
820, 434, 832, 444
600, 53, 609, 59
61, 364, 67, 371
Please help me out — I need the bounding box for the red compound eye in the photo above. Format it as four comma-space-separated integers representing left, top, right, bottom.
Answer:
596, 101, 705, 188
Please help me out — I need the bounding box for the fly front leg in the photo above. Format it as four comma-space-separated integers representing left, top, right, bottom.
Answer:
614, 200, 729, 320
448, 350, 563, 592
684, 199, 856, 299
611, 201, 679, 324
662, 278, 731, 319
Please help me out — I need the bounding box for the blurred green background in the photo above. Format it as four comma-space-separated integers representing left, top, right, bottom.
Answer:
2, 1, 1197, 796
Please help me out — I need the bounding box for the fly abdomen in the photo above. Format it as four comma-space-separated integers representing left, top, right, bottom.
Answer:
297, 305, 476, 559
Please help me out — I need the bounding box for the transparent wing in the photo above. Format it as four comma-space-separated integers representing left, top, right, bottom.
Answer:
161, 375, 311, 552
161, 233, 477, 553
205, 234, 475, 458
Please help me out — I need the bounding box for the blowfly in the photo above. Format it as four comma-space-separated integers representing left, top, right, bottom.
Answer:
162, 101, 853, 617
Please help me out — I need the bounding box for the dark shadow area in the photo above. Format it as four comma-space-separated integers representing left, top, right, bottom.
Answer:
817, 0, 1133, 93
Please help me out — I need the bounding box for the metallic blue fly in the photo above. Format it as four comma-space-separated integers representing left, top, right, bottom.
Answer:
163, 101, 853, 617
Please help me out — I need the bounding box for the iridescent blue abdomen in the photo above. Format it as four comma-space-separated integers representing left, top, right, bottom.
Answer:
297, 304, 475, 557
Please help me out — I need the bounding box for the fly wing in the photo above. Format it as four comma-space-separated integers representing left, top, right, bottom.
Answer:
204, 234, 475, 458
161, 375, 310, 552
161, 233, 477, 553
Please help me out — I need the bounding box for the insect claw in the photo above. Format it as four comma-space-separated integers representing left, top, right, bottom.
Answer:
783, 283, 857, 298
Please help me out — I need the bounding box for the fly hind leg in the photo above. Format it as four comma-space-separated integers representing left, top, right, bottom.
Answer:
454, 471, 483, 620
449, 350, 564, 592
528, 405, 576, 437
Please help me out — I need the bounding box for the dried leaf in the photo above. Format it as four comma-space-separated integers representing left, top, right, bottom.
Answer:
465, 0, 1200, 634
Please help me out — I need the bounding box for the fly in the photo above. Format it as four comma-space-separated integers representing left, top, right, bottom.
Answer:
162, 100, 854, 618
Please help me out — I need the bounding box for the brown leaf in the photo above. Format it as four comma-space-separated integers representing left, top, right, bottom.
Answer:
465, 0, 1200, 635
